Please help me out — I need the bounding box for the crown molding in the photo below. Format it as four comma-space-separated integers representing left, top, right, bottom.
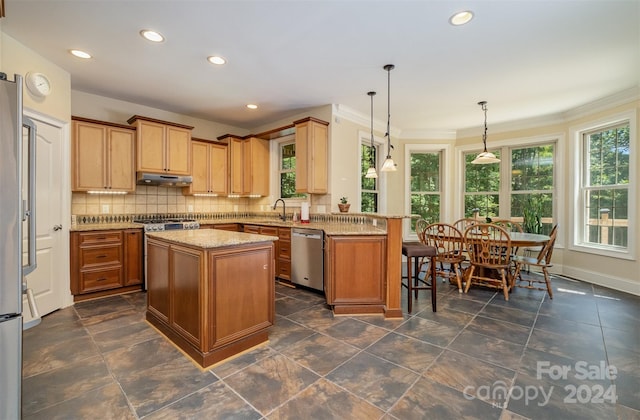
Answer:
335, 86, 640, 141
332, 104, 401, 138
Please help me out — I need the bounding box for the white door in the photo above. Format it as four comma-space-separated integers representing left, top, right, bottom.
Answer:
22, 113, 68, 322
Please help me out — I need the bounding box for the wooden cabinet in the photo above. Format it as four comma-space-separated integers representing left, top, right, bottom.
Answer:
213, 223, 239, 232
222, 135, 269, 196
70, 229, 143, 301
146, 237, 274, 368
295, 117, 329, 194
325, 235, 386, 314
71, 117, 135, 192
128, 115, 193, 176
276, 228, 291, 281
123, 229, 143, 286
243, 225, 291, 281
184, 139, 228, 195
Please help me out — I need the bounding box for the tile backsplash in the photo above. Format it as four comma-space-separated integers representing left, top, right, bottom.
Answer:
72, 186, 333, 217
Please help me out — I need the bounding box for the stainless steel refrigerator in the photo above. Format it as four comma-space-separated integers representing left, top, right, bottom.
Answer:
0, 72, 41, 419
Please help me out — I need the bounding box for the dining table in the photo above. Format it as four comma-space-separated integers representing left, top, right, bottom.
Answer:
507, 232, 551, 247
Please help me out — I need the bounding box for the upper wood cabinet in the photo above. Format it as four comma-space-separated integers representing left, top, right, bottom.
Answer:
127, 115, 193, 176
72, 117, 135, 192
221, 135, 270, 196
184, 139, 228, 196
294, 117, 329, 194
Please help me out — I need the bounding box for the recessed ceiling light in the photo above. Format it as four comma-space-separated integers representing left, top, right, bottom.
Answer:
70, 49, 92, 59
207, 56, 227, 65
246, 104, 258, 110
449, 10, 474, 26
140, 29, 165, 43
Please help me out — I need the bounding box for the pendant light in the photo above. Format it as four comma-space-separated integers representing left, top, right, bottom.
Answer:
365, 91, 378, 179
381, 64, 397, 172
471, 100, 500, 164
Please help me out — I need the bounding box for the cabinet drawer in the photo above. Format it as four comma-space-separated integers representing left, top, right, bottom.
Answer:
243, 225, 260, 234
80, 244, 122, 267
277, 260, 291, 279
80, 267, 122, 293
278, 241, 291, 259
78, 231, 122, 245
260, 226, 278, 236
277, 228, 291, 240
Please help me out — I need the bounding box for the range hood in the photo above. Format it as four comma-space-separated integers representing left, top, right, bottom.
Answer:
136, 173, 192, 186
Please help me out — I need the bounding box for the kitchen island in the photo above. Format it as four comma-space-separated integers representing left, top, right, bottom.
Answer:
144, 229, 277, 368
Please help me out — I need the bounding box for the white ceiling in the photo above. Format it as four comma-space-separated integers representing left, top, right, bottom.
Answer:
3, 1, 639, 135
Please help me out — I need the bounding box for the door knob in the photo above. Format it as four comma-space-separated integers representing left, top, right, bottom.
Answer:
53, 224, 62, 231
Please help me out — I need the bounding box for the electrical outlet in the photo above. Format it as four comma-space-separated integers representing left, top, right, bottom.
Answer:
101, 204, 109, 214
372, 219, 377, 226
188, 205, 194, 212
233, 205, 238, 212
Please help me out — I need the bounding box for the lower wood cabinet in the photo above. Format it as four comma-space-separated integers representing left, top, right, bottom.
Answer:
325, 235, 387, 315
243, 224, 291, 281
70, 229, 143, 301
146, 237, 275, 368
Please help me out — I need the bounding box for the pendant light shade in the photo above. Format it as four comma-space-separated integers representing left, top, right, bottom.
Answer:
471, 101, 500, 164
381, 64, 396, 172
365, 91, 378, 179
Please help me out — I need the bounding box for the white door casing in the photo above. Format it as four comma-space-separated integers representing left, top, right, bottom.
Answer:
22, 111, 71, 322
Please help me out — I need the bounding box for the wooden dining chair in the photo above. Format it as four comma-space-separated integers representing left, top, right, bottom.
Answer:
423, 223, 466, 293
510, 225, 558, 298
453, 217, 479, 233
463, 223, 513, 300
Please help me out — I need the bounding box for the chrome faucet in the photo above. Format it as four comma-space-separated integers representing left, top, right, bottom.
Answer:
273, 199, 286, 221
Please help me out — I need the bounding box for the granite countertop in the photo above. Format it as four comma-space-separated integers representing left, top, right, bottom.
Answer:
146, 229, 278, 249
71, 217, 391, 235
70, 222, 142, 232
201, 218, 387, 235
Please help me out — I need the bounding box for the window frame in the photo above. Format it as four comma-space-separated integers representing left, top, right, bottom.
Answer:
404, 143, 452, 240
455, 134, 564, 243
358, 130, 387, 214
270, 134, 307, 203
570, 110, 636, 260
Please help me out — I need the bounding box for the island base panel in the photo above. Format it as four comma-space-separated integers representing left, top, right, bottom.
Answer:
147, 311, 268, 368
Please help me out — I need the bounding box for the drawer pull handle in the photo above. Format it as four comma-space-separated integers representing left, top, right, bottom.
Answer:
97, 277, 107, 281
96, 255, 107, 259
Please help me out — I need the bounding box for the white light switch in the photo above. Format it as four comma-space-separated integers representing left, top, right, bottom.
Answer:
101, 205, 109, 214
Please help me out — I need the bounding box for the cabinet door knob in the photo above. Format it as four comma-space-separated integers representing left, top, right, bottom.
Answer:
53, 224, 63, 231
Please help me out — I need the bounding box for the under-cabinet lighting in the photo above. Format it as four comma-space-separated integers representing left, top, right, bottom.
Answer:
246, 104, 258, 109
193, 193, 219, 197
87, 190, 128, 195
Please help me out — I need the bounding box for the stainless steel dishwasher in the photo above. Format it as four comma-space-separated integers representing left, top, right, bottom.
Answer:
291, 228, 324, 292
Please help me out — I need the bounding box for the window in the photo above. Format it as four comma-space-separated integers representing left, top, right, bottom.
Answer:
461, 141, 556, 233
581, 123, 630, 249
511, 145, 555, 234
361, 143, 378, 212
410, 151, 441, 230
463, 150, 501, 218
279, 141, 305, 199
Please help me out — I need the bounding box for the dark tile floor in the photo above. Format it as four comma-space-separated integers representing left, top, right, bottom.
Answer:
22, 273, 639, 419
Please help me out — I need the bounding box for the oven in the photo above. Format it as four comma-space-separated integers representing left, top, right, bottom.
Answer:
133, 218, 200, 290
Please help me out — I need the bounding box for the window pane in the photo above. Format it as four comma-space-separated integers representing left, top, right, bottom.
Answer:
512, 145, 554, 191
464, 194, 499, 218
361, 143, 378, 213
511, 193, 553, 233
410, 153, 439, 192
281, 143, 296, 170
361, 192, 378, 213
465, 152, 500, 192
410, 194, 440, 230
